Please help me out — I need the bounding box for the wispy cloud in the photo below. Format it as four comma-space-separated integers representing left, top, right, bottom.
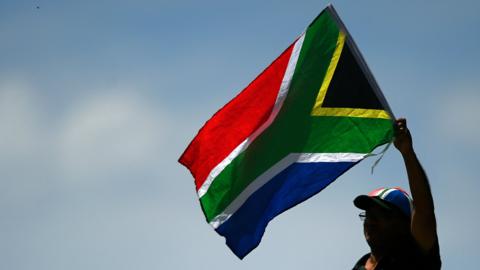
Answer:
58, 88, 168, 182
0, 78, 170, 203
0, 79, 44, 160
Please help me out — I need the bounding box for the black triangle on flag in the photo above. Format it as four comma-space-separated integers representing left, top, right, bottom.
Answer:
310, 5, 394, 120
321, 42, 383, 110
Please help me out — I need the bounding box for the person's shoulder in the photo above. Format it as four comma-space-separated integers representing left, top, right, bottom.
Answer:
352, 253, 370, 270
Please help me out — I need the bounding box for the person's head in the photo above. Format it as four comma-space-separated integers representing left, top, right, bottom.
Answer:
354, 187, 414, 252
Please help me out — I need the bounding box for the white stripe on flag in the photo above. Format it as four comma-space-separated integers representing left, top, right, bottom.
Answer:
197, 33, 306, 199
209, 152, 366, 229
296, 152, 366, 163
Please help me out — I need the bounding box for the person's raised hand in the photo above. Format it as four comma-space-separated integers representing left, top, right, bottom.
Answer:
394, 118, 414, 155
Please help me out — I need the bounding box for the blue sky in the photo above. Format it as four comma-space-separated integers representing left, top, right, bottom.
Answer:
1, 0, 479, 269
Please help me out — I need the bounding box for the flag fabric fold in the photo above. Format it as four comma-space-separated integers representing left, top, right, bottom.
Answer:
179, 4, 394, 259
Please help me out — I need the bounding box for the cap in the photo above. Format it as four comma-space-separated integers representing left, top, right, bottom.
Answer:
354, 187, 414, 218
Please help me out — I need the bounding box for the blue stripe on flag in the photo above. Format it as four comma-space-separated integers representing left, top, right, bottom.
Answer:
215, 161, 357, 259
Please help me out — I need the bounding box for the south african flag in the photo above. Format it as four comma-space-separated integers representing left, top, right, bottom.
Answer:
179, 4, 394, 259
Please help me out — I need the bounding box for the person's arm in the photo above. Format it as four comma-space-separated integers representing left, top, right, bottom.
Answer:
394, 118, 438, 253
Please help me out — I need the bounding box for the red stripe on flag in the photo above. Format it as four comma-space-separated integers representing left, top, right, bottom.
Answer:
179, 42, 295, 191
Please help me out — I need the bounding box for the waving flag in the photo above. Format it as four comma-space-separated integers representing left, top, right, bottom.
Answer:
179, 5, 394, 259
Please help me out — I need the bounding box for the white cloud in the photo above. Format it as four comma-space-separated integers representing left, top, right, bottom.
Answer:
0, 79, 52, 210
0, 78, 171, 199
0, 80, 44, 160
57, 88, 169, 182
